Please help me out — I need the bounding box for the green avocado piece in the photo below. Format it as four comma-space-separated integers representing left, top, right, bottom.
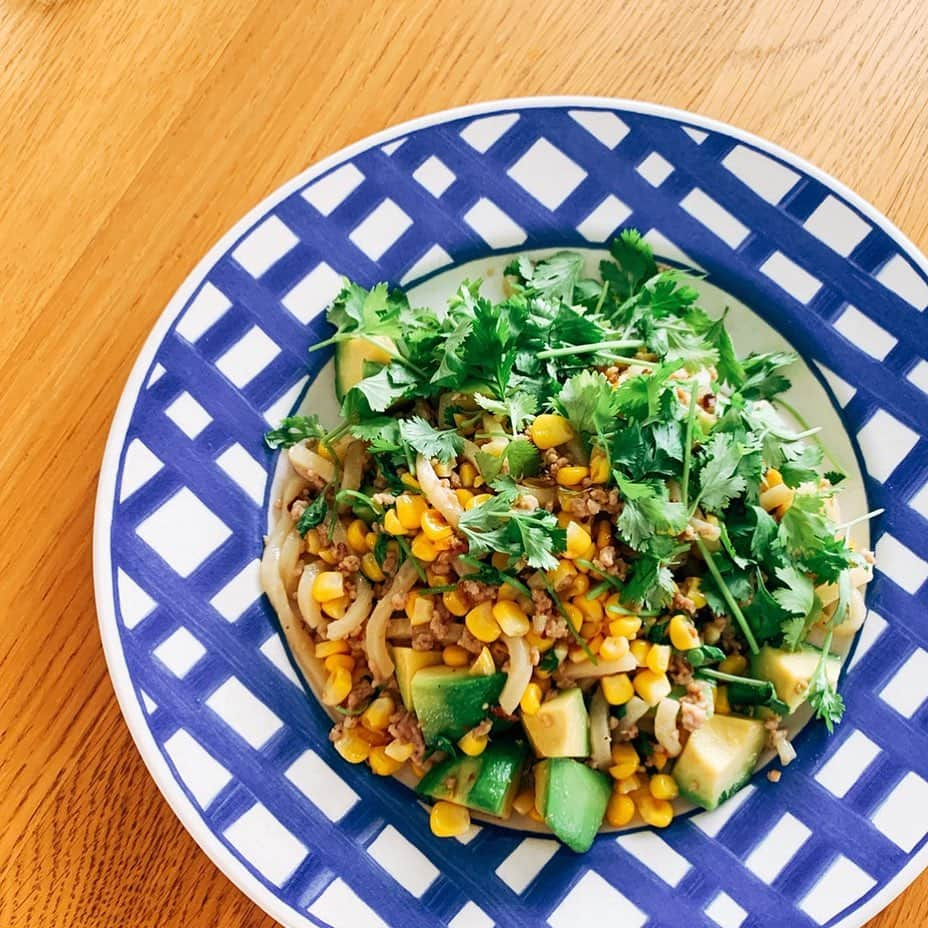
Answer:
390, 646, 443, 711
672, 713, 766, 810
751, 644, 841, 714
416, 740, 527, 817
521, 687, 591, 758
411, 666, 507, 744
334, 336, 395, 402
534, 758, 611, 852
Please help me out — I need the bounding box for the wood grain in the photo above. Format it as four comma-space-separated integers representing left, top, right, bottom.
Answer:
0, 1, 925, 925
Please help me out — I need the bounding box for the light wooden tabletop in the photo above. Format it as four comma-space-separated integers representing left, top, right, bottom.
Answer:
2, 1, 926, 925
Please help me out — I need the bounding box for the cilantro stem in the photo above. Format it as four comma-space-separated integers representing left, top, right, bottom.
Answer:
395, 535, 427, 582
594, 280, 610, 314
537, 338, 643, 360
681, 386, 698, 509
833, 509, 884, 533
695, 538, 759, 655
543, 578, 597, 663
773, 398, 846, 472
696, 668, 767, 687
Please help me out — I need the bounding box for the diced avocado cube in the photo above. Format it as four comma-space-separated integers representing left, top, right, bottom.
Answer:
534, 758, 611, 852
411, 666, 506, 744
672, 713, 766, 810
334, 336, 395, 402
416, 740, 527, 818
751, 645, 841, 714
391, 646, 443, 711
521, 687, 591, 758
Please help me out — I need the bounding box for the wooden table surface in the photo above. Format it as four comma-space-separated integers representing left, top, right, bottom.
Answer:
2, 1, 927, 925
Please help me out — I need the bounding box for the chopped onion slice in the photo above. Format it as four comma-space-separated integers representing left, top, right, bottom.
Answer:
589, 689, 613, 770
296, 561, 325, 630
365, 560, 418, 682
776, 737, 797, 766
338, 441, 365, 508
618, 696, 649, 731
416, 454, 463, 527
563, 654, 637, 680
654, 698, 683, 757
289, 443, 336, 484
499, 635, 532, 714
326, 576, 373, 639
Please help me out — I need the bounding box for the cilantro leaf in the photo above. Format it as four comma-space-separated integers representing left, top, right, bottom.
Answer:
399, 416, 464, 463
772, 566, 815, 615
474, 391, 537, 435
780, 443, 824, 487
614, 473, 687, 551
696, 432, 749, 513
600, 229, 658, 301
706, 313, 745, 387
352, 362, 419, 412
554, 370, 620, 440
739, 351, 795, 400
296, 494, 328, 535
325, 281, 405, 342
515, 250, 585, 302
622, 553, 677, 610
685, 645, 726, 668
743, 570, 791, 643
778, 493, 855, 582
807, 631, 845, 731
265, 414, 325, 449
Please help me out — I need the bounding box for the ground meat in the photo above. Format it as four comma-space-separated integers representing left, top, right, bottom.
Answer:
531, 589, 554, 628
372, 492, 396, 507
290, 499, 308, 520
543, 615, 569, 639
457, 627, 485, 655
679, 681, 711, 732
702, 614, 727, 646
346, 678, 375, 711
489, 641, 509, 666
672, 591, 697, 615
767, 769, 782, 783
668, 653, 694, 687
391, 591, 408, 611
720, 622, 745, 656
411, 628, 436, 651
429, 606, 454, 643
515, 493, 539, 511
388, 709, 426, 764
592, 546, 628, 579
565, 493, 601, 518
544, 448, 570, 475
381, 547, 399, 578
613, 724, 638, 743
470, 718, 493, 738
338, 554, 361, 574
589, 487, 622, 515
460, 579, 496, 606
449, 471, 462, 489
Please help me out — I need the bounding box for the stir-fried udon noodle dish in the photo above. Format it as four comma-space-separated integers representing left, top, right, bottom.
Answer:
261, 232, 875, 851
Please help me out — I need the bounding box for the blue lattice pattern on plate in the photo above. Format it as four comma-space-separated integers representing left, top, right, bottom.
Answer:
101, 103, 928, 928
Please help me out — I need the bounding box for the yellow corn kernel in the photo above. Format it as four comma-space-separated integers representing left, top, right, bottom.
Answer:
411, 533, 439, 562
305, 530, 323, 555
760, 482, 793, 513
547, 558, 577, 590
595, 520, 611, 550
599, 636, 630, 663
322, 666, 353, 706
426, 568, 446, 587
649, 774, 679, 800
324, 653, 355, 673
369, 745, 404, 776
615, 773, 643, 794
605, 792, 636, 827
512, 787, 535, 816
383, 508, 408, 536
563, 603, 584, 633
320, 546, 341, 565
579, 620, 600, 640
575, 594, 603, 623
647, 643, 671, 674
430, 801, 471, 838
312, 571, 345, 603
609, 616, 643, 639
526, 631, 555, 653
529, 413, 575, 449
396, 494, 428, 530
470, 646, 496, 676
362, 695, 396, 732
384, 740, 415, 762
459, 462, 477, 488
458, 729, 489, 757
652, 751, 669, 772
497, 582, 519, 601
466, 601, 501, 643
715, 686, 731, 715
601, 672, 635, 706
568, 645, 588, 663
556, 510, 573, 530
443, 589, 470, 617
360, 552, 385, 583
493, 600, 531, 637
669, 614, 700, 651
315, 639, 349, 658
588, 634, 604, 655
763, 467, 784, 488
528, 804, 544, 823
629, 638, 651, 666
681, 576, 707, 610
719, 654, 748, 675
520, 682, 543, 716
344, 521, 366, 556
322, 595, 350, 619
443, 645, 470, 667
399, 472, 421, 490
589, 446, 610, 483
420, 509, 452, 542
465, 493, 493, 511
454, 488, 474, 507
334, 731, 371, 764
556, 466, 589, 488
636, 794, 674, 828
634, 669, 672, 705
567, 573, 590, 598
609, 744, 640, 780
436, 459, 456, 478
406, 591, 433, 627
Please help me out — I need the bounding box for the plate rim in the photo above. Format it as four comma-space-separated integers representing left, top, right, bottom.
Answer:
93, 95, 928, 928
